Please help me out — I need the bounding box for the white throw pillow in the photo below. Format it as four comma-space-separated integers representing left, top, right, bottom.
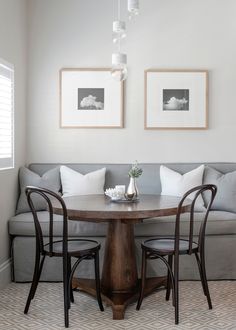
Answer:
60, 166, 106, 197
160, 165, 205, 210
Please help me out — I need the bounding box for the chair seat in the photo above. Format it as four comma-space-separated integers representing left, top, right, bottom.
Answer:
44, 239, 100, 256
142, 238, 198, 255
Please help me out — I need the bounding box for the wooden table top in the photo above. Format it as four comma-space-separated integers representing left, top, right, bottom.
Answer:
52, 194, 191, 222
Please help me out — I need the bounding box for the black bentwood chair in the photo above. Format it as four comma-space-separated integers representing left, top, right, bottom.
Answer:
24, 186, 104, 328
136, 184, 217, 325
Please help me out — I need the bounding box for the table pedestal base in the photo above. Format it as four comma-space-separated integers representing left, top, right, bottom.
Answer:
72, 276, 167, 320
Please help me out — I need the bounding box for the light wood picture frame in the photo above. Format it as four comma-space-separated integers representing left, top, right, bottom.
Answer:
60, 68, 124, 128
145, 69, 208, 129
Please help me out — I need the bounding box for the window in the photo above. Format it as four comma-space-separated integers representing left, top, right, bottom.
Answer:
0, 58, 14, 170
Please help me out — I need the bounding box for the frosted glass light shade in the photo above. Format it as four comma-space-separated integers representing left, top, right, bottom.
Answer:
112, 21, 126, 43
128, 0, 139, 20
111, 53, 127, 81
111, 66, 128, 81
112, 53, 127, 66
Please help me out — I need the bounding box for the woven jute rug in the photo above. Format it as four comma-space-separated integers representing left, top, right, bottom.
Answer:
0, 281, 236, 329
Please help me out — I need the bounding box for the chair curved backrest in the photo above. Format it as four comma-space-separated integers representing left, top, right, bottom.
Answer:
25, 186, 68, 257
174, 184, 217, 256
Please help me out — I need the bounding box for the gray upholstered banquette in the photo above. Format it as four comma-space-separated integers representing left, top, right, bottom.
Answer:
9, 163, 236, 282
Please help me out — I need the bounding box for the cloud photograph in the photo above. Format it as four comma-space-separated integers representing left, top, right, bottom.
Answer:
163, 89, 189, 111
78, 88, 104, 110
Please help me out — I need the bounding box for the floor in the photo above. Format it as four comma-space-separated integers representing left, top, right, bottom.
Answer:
0, 281, 236, 329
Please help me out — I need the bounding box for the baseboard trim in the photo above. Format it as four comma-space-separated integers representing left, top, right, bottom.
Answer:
0, 259, 11, 289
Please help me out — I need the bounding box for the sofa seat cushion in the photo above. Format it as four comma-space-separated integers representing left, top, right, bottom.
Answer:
9, 210, 236, 238
135, 211, 236, 236
9, 211, 107, 237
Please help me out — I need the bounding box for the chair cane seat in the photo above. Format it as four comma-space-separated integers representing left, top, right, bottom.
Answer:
142, 238, 198, 255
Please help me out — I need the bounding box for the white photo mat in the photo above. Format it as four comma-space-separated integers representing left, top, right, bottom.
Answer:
60, 68, 124, 128
145, 70, 208, 129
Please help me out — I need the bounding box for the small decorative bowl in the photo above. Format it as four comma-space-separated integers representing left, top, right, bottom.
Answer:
105, 188, 123, 201
124, 193, 136, 201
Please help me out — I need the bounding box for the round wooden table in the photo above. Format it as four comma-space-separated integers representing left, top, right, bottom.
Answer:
52, 194, 190, 320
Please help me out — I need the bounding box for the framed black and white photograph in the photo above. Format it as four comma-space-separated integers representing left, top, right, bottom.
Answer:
163, 89, 189, 111
77, 88, 105, 110
145, 70, 208, 129
60, 68, 124, 128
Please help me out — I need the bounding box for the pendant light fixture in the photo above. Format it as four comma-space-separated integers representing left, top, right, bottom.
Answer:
111, 52, 128, 82
128, 0, 139, 20
111, 0, 128, 82
112, 20, 126, 44
111, 0, 140, 82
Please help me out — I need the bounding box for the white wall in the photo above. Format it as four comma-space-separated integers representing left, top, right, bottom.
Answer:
0, 0, 27, 288
27, 0, 236, 164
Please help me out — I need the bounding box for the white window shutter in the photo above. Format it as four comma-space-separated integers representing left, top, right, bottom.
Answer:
0, 58, 14, 170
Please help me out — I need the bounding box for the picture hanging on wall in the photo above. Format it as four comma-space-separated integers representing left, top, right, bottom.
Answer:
144, 70, 208, 129
60, 68, 124, 128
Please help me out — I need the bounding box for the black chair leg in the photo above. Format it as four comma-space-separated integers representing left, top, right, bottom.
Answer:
136, 249, 147, 311
63, 256, 69, 328
199, 252, 212, 309
195, 252, 212, 309
195, 252, 207, 295
166, 255, 173, 301
24, 250, 45, 314
68, 257, 74, 306
31, 255, 45, 300
94, 252, 104, 311
173, 255, 179, 325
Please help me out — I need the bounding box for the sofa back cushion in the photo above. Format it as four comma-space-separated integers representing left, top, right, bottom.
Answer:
28, 163, 236, 198
16, 166, 61, 214
60, 165, 106, 197
29, 163, 206, 196
160, 164, 205, 210
203, 166, 236, 213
